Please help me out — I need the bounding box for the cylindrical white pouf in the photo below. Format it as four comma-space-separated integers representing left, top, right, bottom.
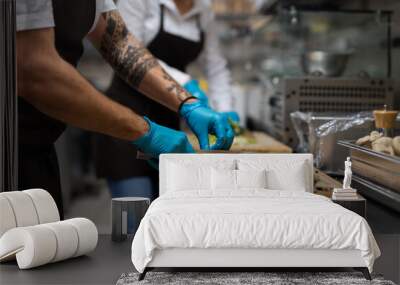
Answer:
42, 221, 79, 262
23, 189, 60, 224
0, 195, 17, 237
64, 218, 98, 257
0, 226, 57, 269
1, 192, 39, 227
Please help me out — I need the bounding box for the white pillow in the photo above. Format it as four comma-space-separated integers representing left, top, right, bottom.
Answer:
236, 169, 267, 189
211, 169, 267, 190
266, 166, 307, 191
167, 160, 235, 191
211, 168, 236, 190
238, 159, 310, 192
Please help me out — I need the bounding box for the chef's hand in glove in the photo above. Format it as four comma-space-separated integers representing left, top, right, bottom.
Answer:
132, 117, 194, 168
180, 100, 234, 150
184, 79, 209, 107
222, 111, 240, 123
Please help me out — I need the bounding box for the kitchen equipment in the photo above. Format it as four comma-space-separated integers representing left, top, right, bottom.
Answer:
339, 140, 400, 191
292, 113, 376, 173
265, 77, 395, 148
339, 140, 400, 213
373, 105, 399, 137
301, 51, 350, 77
290, 113, 400, 174
111, 197, 150, 242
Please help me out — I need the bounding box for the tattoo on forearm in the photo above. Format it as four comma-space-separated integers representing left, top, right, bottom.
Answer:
100, 11, 191, 102
161, 70, 190, 101
100, 11, 158, 88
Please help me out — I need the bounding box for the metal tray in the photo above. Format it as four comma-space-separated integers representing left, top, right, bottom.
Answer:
339, 140, 400, 212
352, 175, 400, 213
338, 140, 400, 165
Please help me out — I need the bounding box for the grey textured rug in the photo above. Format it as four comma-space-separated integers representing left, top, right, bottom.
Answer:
116, 272, 395, 285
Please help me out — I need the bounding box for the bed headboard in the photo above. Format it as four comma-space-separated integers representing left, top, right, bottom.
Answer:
159, 153, 314, 196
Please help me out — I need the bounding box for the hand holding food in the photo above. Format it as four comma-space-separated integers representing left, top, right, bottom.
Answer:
180, 101, 234, 150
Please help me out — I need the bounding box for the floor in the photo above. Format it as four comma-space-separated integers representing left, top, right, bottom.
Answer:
365, 200, 400, 284
0, 235, 390, 285
0, 235, 134, 285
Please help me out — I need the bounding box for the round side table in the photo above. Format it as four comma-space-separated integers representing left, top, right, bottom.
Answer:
111, 197, 150, 242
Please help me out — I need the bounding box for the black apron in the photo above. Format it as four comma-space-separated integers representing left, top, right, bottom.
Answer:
17, 0, 96, 218
94, 5, 204, 182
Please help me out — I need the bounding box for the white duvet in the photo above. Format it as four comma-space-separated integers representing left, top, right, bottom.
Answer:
131, 190, 380, 273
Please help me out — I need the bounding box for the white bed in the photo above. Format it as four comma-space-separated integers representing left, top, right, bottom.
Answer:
131, 154, 380, 280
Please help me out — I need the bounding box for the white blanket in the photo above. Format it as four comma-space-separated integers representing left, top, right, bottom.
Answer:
131, 190, 380, 273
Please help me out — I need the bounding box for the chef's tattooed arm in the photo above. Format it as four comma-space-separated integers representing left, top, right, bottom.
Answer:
99, 10, 157, 89
88, 10, 195, 111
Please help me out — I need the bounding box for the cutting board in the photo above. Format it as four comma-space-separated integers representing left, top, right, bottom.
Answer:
187, 131, 292, 153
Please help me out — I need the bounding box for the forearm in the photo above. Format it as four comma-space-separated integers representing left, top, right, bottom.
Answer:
17, 32, 147, 141
158, 60, 191, 85
89, 11, 194, 112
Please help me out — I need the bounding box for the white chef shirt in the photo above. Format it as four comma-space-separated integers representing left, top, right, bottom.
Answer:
16, 0, 116, 33
118, 0, 234, 112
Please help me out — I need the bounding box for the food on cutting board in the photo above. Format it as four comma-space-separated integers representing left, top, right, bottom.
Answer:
208, 132, 256, 146
356, 131, 400, 157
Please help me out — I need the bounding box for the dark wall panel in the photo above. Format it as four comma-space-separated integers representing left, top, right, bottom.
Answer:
0, 0, 17, 192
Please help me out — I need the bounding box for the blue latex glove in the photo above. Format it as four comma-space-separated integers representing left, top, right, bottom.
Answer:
132, 117, 195, 167
184, 80, 209, 107
222, 111, 240, 123
180, 101, 234, 150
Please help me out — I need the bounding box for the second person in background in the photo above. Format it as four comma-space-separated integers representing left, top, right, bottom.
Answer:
94, 0, 239, 200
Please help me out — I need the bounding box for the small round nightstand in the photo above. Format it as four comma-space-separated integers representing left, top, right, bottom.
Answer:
111, 197, 150, 242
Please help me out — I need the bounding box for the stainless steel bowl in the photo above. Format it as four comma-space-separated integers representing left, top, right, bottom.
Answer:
301, 51, 350, 77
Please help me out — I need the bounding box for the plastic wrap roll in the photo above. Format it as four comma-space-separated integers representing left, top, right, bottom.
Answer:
43, 222, 78, 262
65, 218, 98, 257
0, 195, 17, 237
0, 226, 57, 269
23, 189, 60, 224
1, 192, 39, 227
